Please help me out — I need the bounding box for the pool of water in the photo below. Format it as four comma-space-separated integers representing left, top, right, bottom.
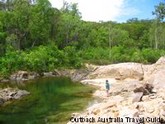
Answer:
0, 77, 96, 124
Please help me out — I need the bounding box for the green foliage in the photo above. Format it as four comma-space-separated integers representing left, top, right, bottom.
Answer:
81, 47, 110, 61
79, 46, 165, 65
141, 48, 165, 63
0, 1, 165, 78
0, 46, 24, 77
0, 45, 83, 76
22, 45, 82, 72
153, 2, 165, 21
63, 46, 82, 68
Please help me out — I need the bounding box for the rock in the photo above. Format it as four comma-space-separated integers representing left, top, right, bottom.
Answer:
131, 92, 143, 103
155, 56, 165, 65
14, 90, 30, 99
92, 109, 100, 115
67, 56, 165, 124
133, 83, 153, 95
143, 57, 165, 89
136, 103, 145, 112
9, 91, 17, 97
28, 72, 39, 80
149, 94, 157, 99
66, 56, 165, 124
148, 70, 165, 89
59, 69, 92, 82
43, 72, 54, 77
10, 71, 29, 81
0, 88, 30, 104
87, 63, 144, 80
144, 83, 154, 93
146, 107, 155, 113
119, 107, 139, 118
142, 95, 149, 101
133, 86, 145, 93
160, 110, 165, 117
52, 69, 61, 76
9, 71, 40, 82
107, 95, 124, 104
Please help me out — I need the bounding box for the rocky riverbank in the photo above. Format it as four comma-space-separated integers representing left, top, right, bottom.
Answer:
0, 65, 97, 83
68, 56, 165, 124
0, 65, 96, 106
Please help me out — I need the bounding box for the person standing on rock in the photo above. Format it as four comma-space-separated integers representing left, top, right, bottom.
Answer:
105, 80, 110, 97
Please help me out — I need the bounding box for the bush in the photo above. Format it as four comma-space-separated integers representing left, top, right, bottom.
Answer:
130, 50, 146, 63
79, 46, 165, 64
0, 46, 24, 76
63, 46, 82, 68
0, 45, 83, 77
23, 45, 67, 72
141, 48, 163, 63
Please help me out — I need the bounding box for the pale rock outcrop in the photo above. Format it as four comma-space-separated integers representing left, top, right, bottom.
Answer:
145, 69, 165, 89
68, 56, 165, 124
143, 57, 165, 89
87, 63, 144, 80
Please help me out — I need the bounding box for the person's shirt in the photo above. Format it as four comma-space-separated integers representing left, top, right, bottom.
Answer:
106, 82, 110, 90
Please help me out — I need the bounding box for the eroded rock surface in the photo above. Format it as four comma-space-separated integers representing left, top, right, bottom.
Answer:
68, 56, 165, 124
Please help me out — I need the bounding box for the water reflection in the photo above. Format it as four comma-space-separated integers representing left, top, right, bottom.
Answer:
0, 77, 95, 124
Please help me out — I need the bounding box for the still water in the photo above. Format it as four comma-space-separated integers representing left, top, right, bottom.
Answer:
0, 77, 95, 124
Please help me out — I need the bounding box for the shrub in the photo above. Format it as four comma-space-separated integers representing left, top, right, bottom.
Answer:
141, 48, 162, 63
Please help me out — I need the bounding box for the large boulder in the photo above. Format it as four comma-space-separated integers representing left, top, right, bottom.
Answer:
87, 63, 144, 80
146, 69, 165, 89
143, 57, 165, 89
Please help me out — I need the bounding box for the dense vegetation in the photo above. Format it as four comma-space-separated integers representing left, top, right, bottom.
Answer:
0, 0, 165, 77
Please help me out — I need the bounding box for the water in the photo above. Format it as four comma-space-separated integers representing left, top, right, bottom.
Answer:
0, 77, 95, 124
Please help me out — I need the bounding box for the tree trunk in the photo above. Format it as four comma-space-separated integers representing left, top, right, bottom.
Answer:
154, 27, 158, 49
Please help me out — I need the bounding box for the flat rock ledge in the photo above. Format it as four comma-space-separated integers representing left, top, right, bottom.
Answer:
0, 88, 30, 106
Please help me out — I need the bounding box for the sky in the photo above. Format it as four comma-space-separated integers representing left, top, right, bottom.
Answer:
49, 0, 163, 23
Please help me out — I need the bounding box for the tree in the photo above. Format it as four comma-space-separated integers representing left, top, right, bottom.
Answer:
55, 2, 81, 48
151, 2, 165, 49
28, 0, 53, 47
153, 2, 165, 21
0, 20, 6, 55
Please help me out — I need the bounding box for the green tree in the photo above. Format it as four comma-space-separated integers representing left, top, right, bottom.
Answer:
151, 2, 165, 49
153, 2, 165, 21
28, 0, 53, 47
55, 2, 81, 48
